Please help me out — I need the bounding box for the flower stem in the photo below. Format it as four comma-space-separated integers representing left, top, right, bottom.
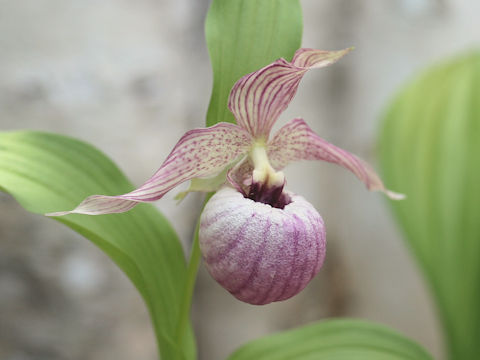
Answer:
174, 195, 211, 359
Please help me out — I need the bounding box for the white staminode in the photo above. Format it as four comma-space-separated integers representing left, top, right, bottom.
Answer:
250, 141, 285, 188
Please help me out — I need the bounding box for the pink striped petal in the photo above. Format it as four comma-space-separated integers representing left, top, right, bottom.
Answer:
267, 118, 404, 200
228, 47, 352, 139
46, 123, 252, 216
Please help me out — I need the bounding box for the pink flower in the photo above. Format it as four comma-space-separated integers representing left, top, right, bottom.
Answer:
48, 48, 403, 304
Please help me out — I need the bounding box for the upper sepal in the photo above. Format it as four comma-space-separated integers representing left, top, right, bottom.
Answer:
228, 47, 352, 139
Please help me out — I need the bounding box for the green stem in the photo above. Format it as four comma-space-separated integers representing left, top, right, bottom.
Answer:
175, 224, 201, 348
174, 194, 212, 359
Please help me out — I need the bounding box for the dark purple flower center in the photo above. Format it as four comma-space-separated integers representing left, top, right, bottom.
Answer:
247, 180, 291, 209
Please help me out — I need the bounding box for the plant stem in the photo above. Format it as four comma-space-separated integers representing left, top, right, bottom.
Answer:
174, 195, 211, 359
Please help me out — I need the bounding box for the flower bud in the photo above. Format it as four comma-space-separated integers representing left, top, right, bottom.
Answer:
199, 186, 326, 305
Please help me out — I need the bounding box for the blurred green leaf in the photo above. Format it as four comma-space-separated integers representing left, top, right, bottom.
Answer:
380, 52, 480, 359
227, 319, 433, 360
205, 0, 302, 126
0, 131, 195, 360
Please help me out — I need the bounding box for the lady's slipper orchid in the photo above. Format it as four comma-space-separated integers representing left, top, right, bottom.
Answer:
48, 48, 403, 305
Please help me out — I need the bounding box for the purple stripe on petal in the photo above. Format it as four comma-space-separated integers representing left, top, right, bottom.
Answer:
47, 123, 252, 216
228, 48, 351, 138
304, 208, 325, 280
205, 213, 253, 265
289, 215, 312, 298
267, 118, 405, 200
291, 212, 321, 297
229, 218, 271, 299
275, 215, 300, 301
200, 204, 247, 229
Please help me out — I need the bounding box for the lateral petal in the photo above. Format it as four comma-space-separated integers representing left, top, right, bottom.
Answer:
47, 123, 252, 216
267, 118, 404, 200
228, 47, 352, 139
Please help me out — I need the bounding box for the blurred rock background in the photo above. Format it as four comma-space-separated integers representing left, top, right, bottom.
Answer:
0, 0, 479, 359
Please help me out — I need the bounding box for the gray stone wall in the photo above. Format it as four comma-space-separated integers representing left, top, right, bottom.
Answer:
1, 0, 479, 359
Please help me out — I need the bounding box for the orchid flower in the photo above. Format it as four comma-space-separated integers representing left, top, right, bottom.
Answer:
48, 48, 403, 305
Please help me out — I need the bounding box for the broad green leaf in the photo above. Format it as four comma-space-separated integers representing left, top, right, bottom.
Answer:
0, 131, 195, 360
205, 0, 302, 126
228, 319, 433, 360
380, 52, 480, 359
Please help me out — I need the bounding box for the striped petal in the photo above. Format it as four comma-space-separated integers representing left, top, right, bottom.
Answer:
47, 123, 252, 216
267, 118, 404, 200
228, 47, 352, 139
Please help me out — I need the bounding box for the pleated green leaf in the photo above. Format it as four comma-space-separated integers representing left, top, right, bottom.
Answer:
228, 319, 433, 360
380, 52, 480, 359
0, 131, 195, 360
205, 0, 302, 126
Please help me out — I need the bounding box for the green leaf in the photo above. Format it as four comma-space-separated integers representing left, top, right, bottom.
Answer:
0, 131, 195, 360
227, 319, 433, 360
380, 52, 480, 359
205, 0, 303, 126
